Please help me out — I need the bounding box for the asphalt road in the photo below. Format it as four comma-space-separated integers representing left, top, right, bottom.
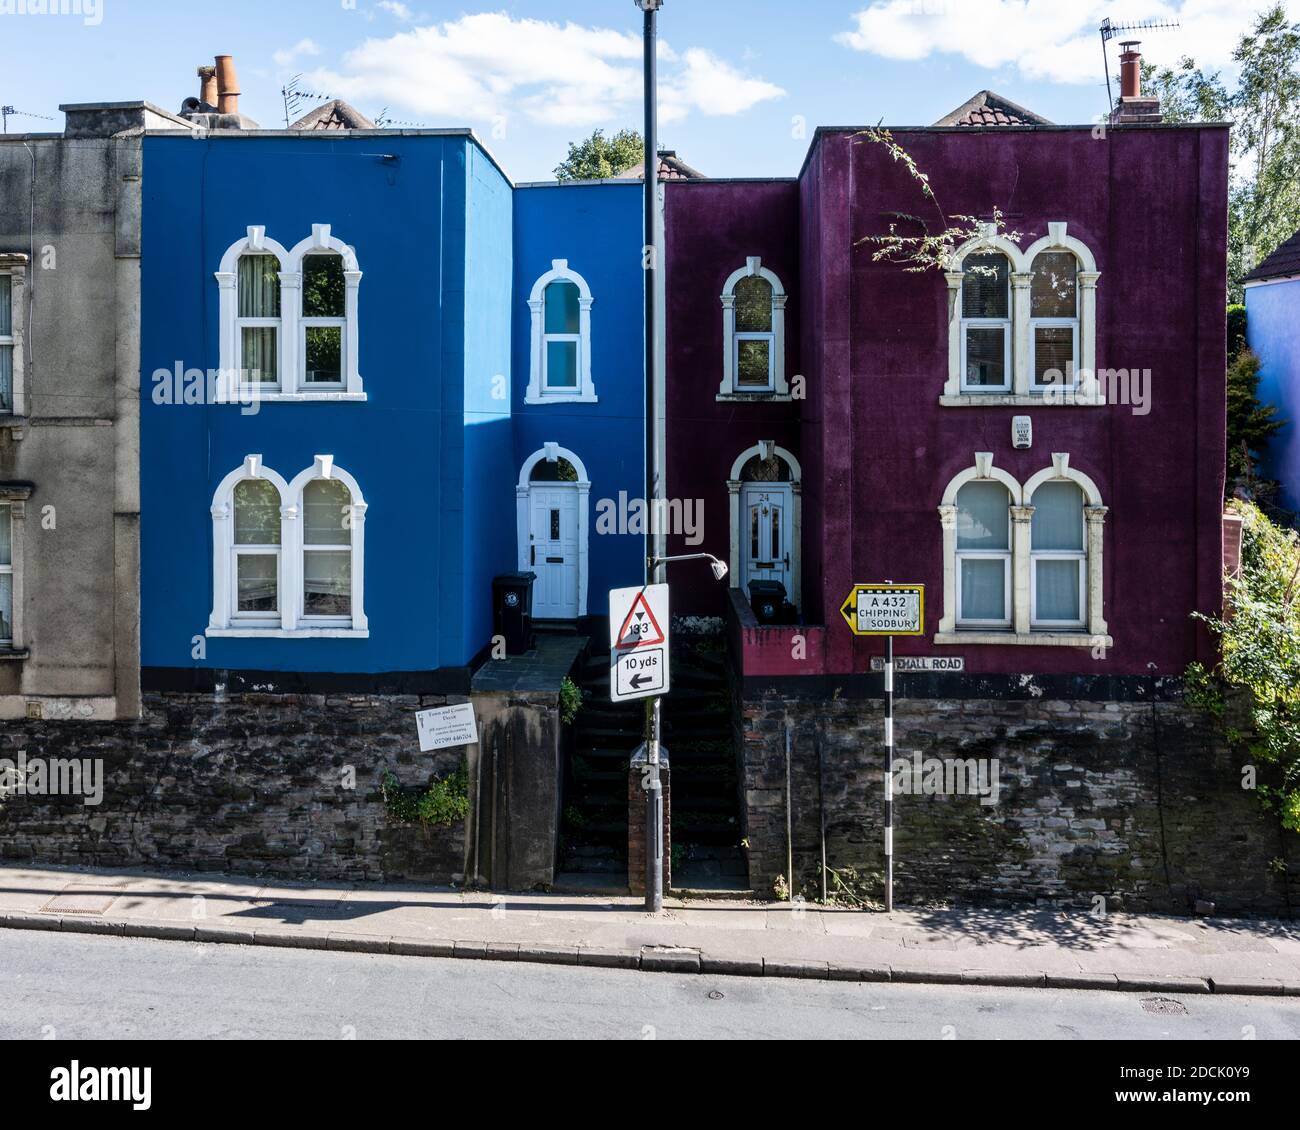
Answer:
2, 930, 1299, 1040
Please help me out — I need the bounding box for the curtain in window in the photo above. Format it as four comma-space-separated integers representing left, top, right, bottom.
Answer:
956, 482, 1010, 549
1031, 252, 1077, 317
1031, 483, 1083, 550
734, 276, 773, 332
303, 479, 352, 617
961, 253, 1009, 318
238, 255, 280, 317
1035, 559, 1081, 621
961, 558, 1006, 621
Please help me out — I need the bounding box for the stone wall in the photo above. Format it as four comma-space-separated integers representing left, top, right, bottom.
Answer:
738, 687, 1300, 916
0, 692, 471, 883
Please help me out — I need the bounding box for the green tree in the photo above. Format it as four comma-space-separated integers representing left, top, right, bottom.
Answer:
553, 128, 644, 182
1143, 4, 1300, 300
1226, 347, 1285, 492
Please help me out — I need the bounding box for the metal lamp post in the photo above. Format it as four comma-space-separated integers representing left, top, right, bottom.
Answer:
635, 0, 666, 912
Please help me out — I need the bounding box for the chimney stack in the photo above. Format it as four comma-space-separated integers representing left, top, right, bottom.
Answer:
214, 55, 240, 115
197, 65, 218, 109
1110, 41, 1163, 125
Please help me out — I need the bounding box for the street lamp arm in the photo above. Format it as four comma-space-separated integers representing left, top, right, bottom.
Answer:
649, 553, 729, 582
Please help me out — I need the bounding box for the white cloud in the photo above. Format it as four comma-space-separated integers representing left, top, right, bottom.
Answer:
273, 38, 322, 69
835, 0, 1300, 85
377, 1, 415, 21
304, 13, 783, 129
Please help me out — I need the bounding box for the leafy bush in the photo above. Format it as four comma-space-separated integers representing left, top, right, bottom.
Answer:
559, 676, 583, 725
381, 766, 470, 828
1191, 501, 1300, 830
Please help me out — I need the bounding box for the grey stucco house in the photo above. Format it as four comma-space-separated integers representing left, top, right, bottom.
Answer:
0, 101, 184, 721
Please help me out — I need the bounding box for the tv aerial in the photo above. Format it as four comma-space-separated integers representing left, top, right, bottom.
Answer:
1100, 17, 1181, 113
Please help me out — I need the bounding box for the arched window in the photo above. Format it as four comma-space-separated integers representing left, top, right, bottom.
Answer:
1029, 481, 1085, 627
720, 257, 788, 398
217, 225, 364, 401
960, 252, 1011, 392
955, 480, 1012, 627
1030, 251, 1078, 391
232, 478, 282, 623
944, 222, 1100, 403
937, 452, 1111, 645
0, 502, 13, 644
209, 456, 367, 637
527, 261, 595, 404
301, 251, 346, 388
237, 252, 282, 387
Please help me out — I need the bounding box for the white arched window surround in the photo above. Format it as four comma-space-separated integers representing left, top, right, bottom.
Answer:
215, 225, 366, 403
942, 222, 1101, 405
526, 261, 596, 405
726, 441, 802, 608
515, 443, 591, 616
719, 257, 790, 400
207, 454, 369, 638
935, 452, 1110, 646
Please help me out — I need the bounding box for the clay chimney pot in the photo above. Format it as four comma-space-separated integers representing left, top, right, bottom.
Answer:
214, 55, 241, 115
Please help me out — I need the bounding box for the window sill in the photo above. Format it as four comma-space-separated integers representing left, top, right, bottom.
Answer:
0, 647, 30, 660
933, 631, 1111, 648
0, 415, 28, 435
231, 391, 367, 403
716, 392, 793, 403
939, 394, 1102, 408
525, 392, 598, 405
206, 628, 370, 639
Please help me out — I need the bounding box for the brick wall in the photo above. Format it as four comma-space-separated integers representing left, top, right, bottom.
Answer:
738, 687, 1299, 915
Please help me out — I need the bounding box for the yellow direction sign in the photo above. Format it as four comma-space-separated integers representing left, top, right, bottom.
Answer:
840, 584, 925, 637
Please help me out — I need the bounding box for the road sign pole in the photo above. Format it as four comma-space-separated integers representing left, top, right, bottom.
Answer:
884, 634, 894, 913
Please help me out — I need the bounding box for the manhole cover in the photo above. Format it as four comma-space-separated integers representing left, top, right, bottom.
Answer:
1140, 997, 1188, 1016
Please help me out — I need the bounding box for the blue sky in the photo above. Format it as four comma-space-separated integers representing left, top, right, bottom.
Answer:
2, 1, 1293, 180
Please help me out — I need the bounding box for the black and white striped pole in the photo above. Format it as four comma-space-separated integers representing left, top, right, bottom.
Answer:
884, 632, 894, 913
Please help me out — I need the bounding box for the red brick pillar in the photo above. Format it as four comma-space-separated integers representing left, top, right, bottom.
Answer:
628, 748, 671, 895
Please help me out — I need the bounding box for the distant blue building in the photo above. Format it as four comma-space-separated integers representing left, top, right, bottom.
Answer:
1244, 230, 1300, 514
140, 121, 646, 688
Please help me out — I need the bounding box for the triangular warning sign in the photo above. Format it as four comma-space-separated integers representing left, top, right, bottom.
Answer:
616, 591, 665, 650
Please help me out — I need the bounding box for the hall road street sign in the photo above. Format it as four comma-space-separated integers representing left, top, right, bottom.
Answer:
840, 584, 926, 636
609, 583, 670, 702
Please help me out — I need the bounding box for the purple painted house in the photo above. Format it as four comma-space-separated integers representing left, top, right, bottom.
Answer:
665, 84, 1230, 688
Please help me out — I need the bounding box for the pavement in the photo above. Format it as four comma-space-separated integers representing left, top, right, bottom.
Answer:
2, 862, 1299, 997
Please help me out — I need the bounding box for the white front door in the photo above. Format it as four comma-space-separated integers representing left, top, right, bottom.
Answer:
740, 483, 793, 596
529, 485, 580, 619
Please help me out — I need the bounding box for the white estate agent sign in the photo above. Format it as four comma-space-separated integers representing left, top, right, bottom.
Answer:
608, 583, 671, 703
415, 703, 479, 752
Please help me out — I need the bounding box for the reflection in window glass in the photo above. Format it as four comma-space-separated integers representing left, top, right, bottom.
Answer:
304, 479, 351, 545
233, 479, 281, 545
961, 253, 1009, 318
734, 275, 773, 332
303, 254, 345, 318
544, 282, 580, 334
236, 554, 278, 613
304, 551, 352, 617
737, 339, 771, 387
1030, 252, 1077, 318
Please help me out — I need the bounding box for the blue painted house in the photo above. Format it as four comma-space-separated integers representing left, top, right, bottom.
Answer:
140, 119, 646, 689
512, 179, 646, 621
1244, 230, 1300, 514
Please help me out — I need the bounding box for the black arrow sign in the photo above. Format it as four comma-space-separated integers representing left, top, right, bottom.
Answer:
630, 672, 655, 689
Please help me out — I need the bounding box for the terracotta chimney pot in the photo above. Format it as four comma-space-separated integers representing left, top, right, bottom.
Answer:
197, 66, 218, 108
214, 55, 240, 115
1119, 41, 1142, 100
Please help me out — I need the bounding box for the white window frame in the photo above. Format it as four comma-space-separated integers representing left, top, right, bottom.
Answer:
1028, 249, 1081, 393
216, 225, 365, 404
1029, 551, 1087, 630
0, 256, 28, 420
956, 551, 1013, 628
298, 252, 348, 391
527, 260, 596, 404
943, 222, 1101, 406
935, 452, 1111, 647
208, 455, 368, 638
229, 480, 284, 628
959, 270, 1013, 396
719, 257, 789, 399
